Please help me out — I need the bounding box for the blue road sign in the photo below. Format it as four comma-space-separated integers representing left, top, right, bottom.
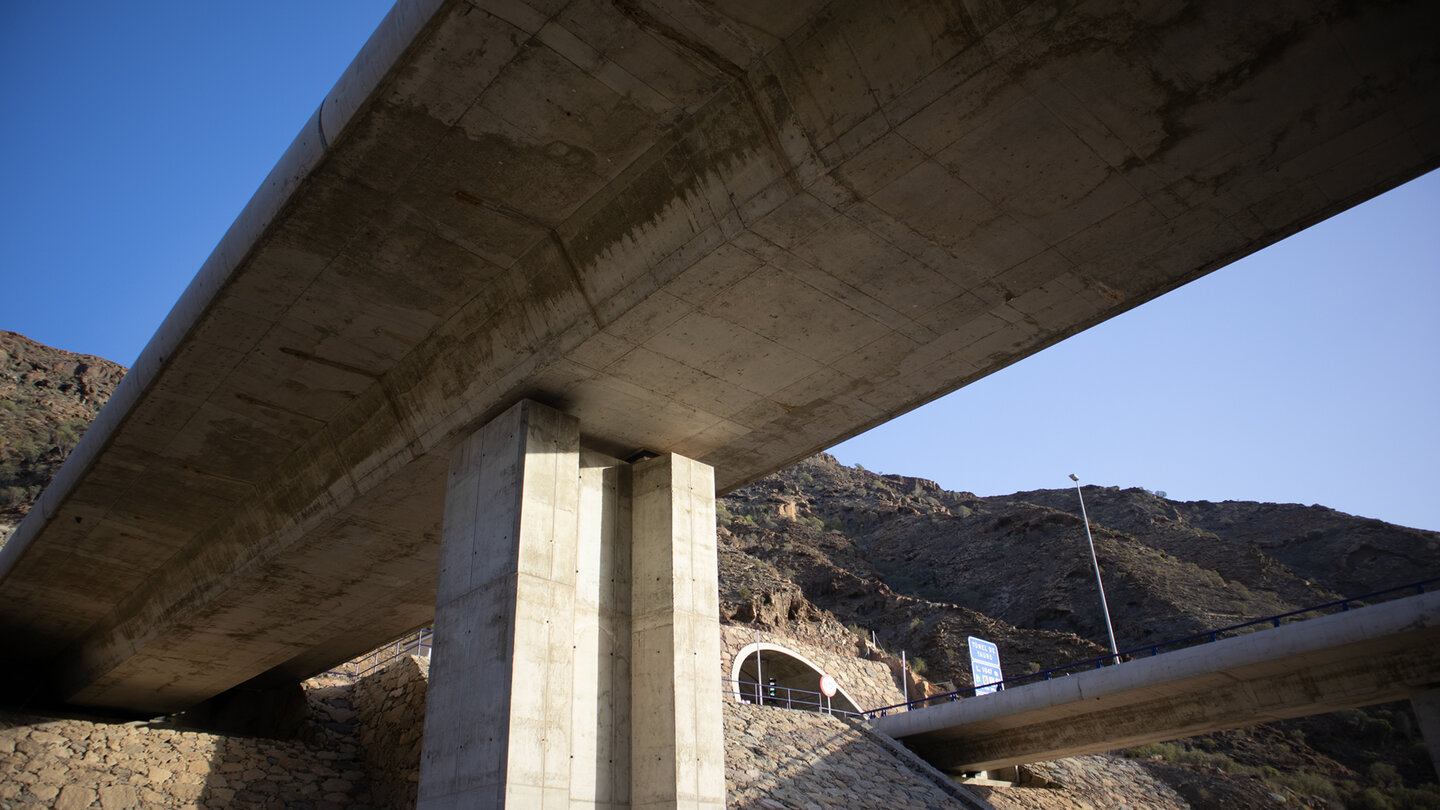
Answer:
968, 636, 1004, 695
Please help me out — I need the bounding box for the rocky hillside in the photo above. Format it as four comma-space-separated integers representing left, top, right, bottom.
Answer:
4, 331, 1438, 808
717, 454, 1440, 810
1012, 485, 1440, 605
0, 331, 125, 543
721, 455, 1438, 659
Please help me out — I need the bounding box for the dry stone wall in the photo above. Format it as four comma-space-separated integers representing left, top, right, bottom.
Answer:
969, 755, 1191, 810
0, 711, 371, 809
350, 655, 428, 810
724, 701, 992, 810
720, 625, 906, 713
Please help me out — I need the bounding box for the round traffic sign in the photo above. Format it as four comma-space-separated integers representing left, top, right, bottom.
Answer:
819, 673, 837, 697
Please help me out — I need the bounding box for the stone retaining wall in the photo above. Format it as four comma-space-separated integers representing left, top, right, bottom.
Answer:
350, 655, 428, 810
723, 701, 990, 809
721, 625, 906, 712
969, 755, 1190, 810
0, 711, 371, 808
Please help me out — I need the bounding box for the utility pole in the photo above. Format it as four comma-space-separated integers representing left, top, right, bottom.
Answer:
1070, 474, 1121, 665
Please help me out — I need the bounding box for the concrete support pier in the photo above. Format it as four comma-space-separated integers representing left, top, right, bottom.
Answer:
631, 455, 726, 810
417, 400, 724, 809
1413, 687, 1440, 779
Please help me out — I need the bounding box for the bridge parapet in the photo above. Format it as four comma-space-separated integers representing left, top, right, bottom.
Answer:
873, 590, 1440, 774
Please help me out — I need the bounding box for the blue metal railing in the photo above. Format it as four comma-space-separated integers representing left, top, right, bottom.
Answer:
863, 575, 1438, 718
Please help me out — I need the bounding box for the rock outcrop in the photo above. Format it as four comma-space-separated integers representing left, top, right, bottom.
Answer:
716, 453, 1440, 809
0, 331, 125, 544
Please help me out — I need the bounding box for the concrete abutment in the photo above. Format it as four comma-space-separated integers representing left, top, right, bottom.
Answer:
417, 400, 724, 809
1413, 687, 1440, 779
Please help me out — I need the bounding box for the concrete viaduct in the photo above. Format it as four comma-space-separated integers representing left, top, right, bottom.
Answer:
1, 0, 1436, 806
874, 590, 1440, 775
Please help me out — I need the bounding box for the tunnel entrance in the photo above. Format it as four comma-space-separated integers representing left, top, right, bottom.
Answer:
729, 642, 861, 716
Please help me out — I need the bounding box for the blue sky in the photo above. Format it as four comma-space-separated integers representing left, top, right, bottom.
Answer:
2, 3, 1437, 531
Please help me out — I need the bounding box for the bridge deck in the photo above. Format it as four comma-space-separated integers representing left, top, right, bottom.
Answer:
872, 592, 1440, 773
1, 0, 1437, 713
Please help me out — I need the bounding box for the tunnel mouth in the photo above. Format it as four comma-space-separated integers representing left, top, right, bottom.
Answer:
728, 642, 861, 716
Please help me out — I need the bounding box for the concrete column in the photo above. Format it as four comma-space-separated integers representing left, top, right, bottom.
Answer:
418, 402, 722, 809
573, 449, 632, 808
630, 454, 726, 810
1414, 687, 1440, 779
418, 400, 581, 809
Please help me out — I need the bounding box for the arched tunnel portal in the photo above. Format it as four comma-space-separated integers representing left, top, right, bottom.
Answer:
729, 642, 862, 715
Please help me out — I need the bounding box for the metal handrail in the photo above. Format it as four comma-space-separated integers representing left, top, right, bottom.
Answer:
724, 677, 864, 718
864, 575, 1438, 717
325, 628, 433, 680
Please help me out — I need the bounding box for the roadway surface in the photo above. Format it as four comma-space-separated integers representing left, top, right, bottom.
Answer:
1, 0, 1437, 713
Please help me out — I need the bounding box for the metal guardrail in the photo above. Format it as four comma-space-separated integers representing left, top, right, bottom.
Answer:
325, 628, 433, 681
863, 576, 1438, 717
724, 677, 865, 719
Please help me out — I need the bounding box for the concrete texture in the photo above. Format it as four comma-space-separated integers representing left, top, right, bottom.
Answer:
1413, 687, 1440, 779
417, 400, 722, 808
632, 454, 726, 810
418, 399, 582, 808
873, 591, 1440, 774
573, 447, 633, 808
1, 0, 1438, 715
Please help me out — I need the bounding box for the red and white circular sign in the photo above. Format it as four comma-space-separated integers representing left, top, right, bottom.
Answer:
819, 673, 837, 697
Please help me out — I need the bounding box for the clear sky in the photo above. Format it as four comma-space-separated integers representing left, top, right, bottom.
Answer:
2, 4, 1437, 531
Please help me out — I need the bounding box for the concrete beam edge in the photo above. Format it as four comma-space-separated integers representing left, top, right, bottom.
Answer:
0, 0, 451, 589
876, 590, 1440, 740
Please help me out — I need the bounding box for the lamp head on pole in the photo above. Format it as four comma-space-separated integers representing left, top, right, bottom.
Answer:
1068, 473, 1079, 482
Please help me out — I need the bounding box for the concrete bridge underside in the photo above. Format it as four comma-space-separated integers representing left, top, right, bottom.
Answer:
873, 591, 1440, 775
0, 0, 1437, 737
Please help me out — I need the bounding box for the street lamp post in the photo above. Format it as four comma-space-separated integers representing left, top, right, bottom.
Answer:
1069, 473, 1121, 665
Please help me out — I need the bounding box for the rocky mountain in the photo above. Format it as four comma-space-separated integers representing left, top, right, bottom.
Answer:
0, 331, 126, 544
3, 330, 1438, 808
1011, 486, 1440, 606
717, 454, 1440, 809
721, 455, 1438, 657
